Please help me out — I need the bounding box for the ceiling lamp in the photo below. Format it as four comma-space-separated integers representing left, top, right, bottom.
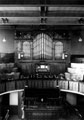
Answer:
78, 37, 82, 42
2, 37, 6, 42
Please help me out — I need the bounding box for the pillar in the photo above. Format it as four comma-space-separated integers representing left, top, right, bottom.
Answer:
66, 93, 77, 106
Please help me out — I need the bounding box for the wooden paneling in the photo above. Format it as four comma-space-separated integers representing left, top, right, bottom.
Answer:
0, 83, 5, 93
58, 80, 68, 90
16, 80, 26, 89
6, 81, 15, 91
79, 82, 84, 93
20, 63, 32, 75
18, 61, 66, 75
50, 62, 66, 74
69, 81, 78, 92
27, 80, 57, 88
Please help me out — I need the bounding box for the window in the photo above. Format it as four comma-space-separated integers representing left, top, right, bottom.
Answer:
22, 41, 31, 58
33, 33, 53, 59
16, 41, 22, 59
17, 41, 21, 51
55, 41, 63, 59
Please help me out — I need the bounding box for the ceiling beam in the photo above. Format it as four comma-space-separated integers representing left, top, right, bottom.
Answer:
0, 11, 84, 17
0, 16, 83, 25
0, 22, 83, 26
0, 5, 84, 7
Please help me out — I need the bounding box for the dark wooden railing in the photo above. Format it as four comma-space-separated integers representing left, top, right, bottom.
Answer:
0, 79, 84, 96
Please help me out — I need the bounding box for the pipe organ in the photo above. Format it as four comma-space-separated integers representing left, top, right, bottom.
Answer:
15, 32, 64, 60
14, 31, 68, 75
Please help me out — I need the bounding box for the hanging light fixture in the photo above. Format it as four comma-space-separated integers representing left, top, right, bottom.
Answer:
78, 37, 82, 42
2, 37, 6, 42
2, 30, 6, 43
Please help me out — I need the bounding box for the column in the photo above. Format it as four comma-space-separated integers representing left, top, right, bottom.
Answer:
66, 93, 77, 106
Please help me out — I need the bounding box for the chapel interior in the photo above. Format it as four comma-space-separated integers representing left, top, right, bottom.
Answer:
0, 0, 84, 120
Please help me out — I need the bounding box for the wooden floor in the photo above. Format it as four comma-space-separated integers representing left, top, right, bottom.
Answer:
8, 115, 82, 120
7, 96, 84, 120
9, 115, 20, 120
8, 103, 82, 120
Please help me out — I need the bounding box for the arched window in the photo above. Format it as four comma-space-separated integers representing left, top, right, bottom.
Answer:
55, 41, 63, 59
33, 33, 53, 59
17, 41, 21, 51
22, 41, 31, 58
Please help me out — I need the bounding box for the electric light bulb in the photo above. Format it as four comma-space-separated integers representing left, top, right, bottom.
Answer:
2, 38, 6, 42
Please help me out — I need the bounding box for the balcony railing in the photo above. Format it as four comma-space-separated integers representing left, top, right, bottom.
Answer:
0, 79, 84, 96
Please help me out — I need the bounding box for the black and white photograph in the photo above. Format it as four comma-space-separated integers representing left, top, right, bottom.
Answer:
0, 0, 84, 120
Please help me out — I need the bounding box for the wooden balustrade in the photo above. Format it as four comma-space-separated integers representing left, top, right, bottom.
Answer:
0, 79, 84, 96
69, 81, 78, 92
0, 83, 5, 93
16, 80, 26, 89
58, 80, 68, 90
6, 81, 15, 91
79, 82, 84, 94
